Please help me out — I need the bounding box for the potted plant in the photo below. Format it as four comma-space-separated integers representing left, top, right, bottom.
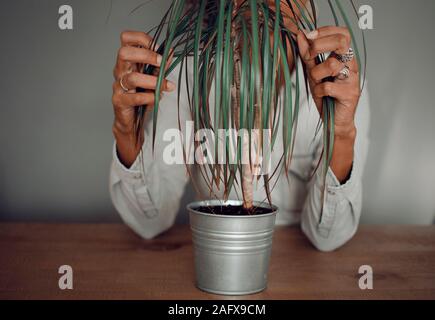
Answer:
134, 0, 364, 295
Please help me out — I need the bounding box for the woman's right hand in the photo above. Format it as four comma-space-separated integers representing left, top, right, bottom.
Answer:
112, 30, 175, 168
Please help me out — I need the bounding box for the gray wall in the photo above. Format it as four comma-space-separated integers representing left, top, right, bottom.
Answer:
359, 0, 435, 224
364, 0, 435, 224
0, 0, 434, 224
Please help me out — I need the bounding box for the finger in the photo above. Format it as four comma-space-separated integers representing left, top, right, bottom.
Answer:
118, 46, 162, 67
297, 30, 316, 70
114, 91, 156, 108
115, 31, 154, 80
308, 34, 350, 58
312, 76, 359, 102
115, 47, 162, 81
313, 82, 346, 102
346, 55, 359, 73
114, 58, 134, 81
310, 57, 344, 82
123, 72, 176, 92
305, 26, 351, 41
152, 49, 174, 77
335, 68, 360, 88
113, 80, 130, 95
120, 30, 153, 48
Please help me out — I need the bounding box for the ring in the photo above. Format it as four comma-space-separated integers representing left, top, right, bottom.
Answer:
330, 47, 354, 63
119, 74, 129, 92
336, 65, 350, 80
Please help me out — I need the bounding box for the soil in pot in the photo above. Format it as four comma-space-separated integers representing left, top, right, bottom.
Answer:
194, 205, 273, 216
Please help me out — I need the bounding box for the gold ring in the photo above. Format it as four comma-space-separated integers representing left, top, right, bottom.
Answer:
119, 74, 129, 92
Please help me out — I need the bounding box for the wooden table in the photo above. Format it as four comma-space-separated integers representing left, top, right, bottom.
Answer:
0, 223, 434, 299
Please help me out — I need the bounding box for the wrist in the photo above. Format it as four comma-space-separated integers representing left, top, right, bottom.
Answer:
330, 123, 356, 183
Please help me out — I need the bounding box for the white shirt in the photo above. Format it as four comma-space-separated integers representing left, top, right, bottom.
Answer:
109, 58, 370, 252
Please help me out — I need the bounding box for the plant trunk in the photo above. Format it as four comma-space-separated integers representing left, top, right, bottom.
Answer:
232, 1, 254, 211
232, 52, 254, 211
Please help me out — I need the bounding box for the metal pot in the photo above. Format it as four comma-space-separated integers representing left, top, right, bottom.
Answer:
187, 200, 278, 295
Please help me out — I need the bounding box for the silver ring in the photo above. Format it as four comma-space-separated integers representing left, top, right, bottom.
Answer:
119, 74, 129, 92
336, 65, 350, 80
330, 47, 354, 63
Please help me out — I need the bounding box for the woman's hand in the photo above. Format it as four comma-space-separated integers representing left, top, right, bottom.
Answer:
297, 26, 361, 182
112, 31, 175, 167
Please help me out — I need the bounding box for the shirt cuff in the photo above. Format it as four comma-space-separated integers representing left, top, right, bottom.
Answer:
316, 162, 361, 237
325, 163, 359, 202
111, 143, 144, 186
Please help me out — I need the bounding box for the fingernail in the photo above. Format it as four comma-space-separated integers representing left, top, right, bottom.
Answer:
167, 81, 176, 91
305, 30, 318, 40
157, 55, 162, 66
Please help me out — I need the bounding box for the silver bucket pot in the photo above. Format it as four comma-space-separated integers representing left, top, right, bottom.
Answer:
187, 200, 278, 295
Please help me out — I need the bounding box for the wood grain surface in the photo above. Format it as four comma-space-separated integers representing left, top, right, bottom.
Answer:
0, 223, 434, 299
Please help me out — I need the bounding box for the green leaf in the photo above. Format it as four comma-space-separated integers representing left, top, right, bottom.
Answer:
193, 0, 207, 132
153, 0, 186, 150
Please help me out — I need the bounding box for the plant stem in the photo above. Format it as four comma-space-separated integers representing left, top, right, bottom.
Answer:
232, 2, 253, 211
234, 53, 253, 210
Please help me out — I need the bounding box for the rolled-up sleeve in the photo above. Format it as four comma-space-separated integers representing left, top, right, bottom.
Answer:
301, 86, 370, 252
110, 137, 158, 221
109, 63, 191, 239
110, 133, 190, 239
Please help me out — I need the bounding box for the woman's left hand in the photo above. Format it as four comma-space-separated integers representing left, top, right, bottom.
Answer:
297, 26, 361, 138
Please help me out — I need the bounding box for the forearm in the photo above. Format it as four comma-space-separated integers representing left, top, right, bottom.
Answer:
330, 123, 356, 183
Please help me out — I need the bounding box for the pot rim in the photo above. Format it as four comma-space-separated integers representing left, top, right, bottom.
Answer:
187, 199, 278, 218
